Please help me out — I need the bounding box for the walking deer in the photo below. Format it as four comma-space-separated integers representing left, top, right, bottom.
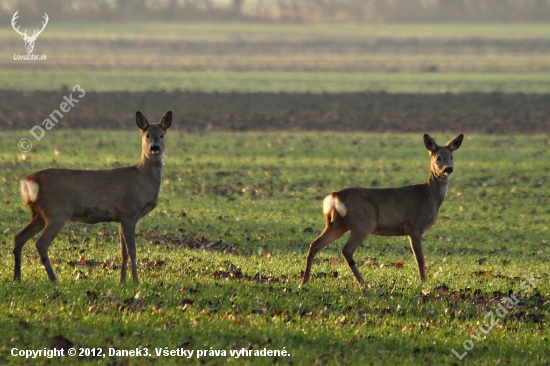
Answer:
14, 111, 172, 285
301, 134, 463, 286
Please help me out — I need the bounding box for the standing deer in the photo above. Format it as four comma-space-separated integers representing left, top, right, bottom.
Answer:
11, 11, 49, 54
301, 134, 463, 286
14, 111, 172, 285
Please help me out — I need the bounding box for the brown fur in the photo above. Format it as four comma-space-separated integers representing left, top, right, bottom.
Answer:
301, 134, 464, 286
13, 111, 172, 285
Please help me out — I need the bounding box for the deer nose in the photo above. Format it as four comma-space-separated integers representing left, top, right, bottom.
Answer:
444, 167, 453, 174
150, 145, 161, 154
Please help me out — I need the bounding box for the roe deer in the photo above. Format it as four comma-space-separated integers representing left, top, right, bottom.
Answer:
301, 134, 463, 286
14, 111, 172, 285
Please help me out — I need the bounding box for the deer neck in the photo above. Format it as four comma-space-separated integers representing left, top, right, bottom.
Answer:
136, 152, 163, 183
427, 170, 449, 207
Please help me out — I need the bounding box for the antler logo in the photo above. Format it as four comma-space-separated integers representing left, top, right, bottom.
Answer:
11, 11, 49, 54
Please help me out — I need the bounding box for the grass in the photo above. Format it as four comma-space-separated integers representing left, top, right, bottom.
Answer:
0, 131, 549, 364
4, 69, 550, 93
3, 21, 550, 93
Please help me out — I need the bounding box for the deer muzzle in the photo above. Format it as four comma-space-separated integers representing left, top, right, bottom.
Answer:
150, 145, 161, 155
443, 167, 453, 175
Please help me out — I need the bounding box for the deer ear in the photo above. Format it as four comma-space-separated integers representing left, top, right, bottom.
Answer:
423, 134, 437, 152
136, 111, 149, 131
159, 111, 172, 130
446, 134, 464, 151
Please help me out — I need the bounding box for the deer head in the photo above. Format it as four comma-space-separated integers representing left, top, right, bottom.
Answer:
424, 134, 464, 178
11, 11, 49, 54
136, 111, 172, 161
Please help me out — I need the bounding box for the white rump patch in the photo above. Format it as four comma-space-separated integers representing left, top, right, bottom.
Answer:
334, 198, 347, 217
21, 180, 39, 203
322, 194, 347, 217
322, 195, 334, 216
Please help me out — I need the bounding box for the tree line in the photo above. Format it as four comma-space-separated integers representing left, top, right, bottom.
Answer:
3, 0, 550, 22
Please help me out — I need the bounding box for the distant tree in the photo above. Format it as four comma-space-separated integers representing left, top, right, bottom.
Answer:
528, 0, 550, 21
437, 0, 467, 21
231, 0, 245, 17
276, 0, 301, 21
392, 0, 425, 22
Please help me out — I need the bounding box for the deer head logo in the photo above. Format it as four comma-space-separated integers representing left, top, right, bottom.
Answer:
11, 11, 49, 54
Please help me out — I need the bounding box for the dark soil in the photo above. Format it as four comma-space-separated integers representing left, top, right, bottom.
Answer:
2, 90, 549, 134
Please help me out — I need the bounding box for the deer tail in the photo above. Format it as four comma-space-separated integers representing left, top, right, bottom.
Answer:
21, 179, 39, 204
322, 193, 347, 222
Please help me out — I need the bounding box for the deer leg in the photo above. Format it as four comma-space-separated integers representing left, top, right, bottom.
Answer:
119, 223, 129, 285
13, 210, 45, 282
301, 216, 347, 286
35, 220, 66, 285
341, 228, 370, 285
120, 220, 138, 285
408, 232, 426, 282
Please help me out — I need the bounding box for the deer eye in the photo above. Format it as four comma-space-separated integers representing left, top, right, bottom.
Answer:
160, 134, 164, 138
436, 156, 442, 162
146, 134, 150, 138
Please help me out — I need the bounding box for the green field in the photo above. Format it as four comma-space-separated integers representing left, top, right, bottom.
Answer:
1, 131, 549, 364
3, 21, 550, 93
5, 69, 550, 93
2, 19, 550, 365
